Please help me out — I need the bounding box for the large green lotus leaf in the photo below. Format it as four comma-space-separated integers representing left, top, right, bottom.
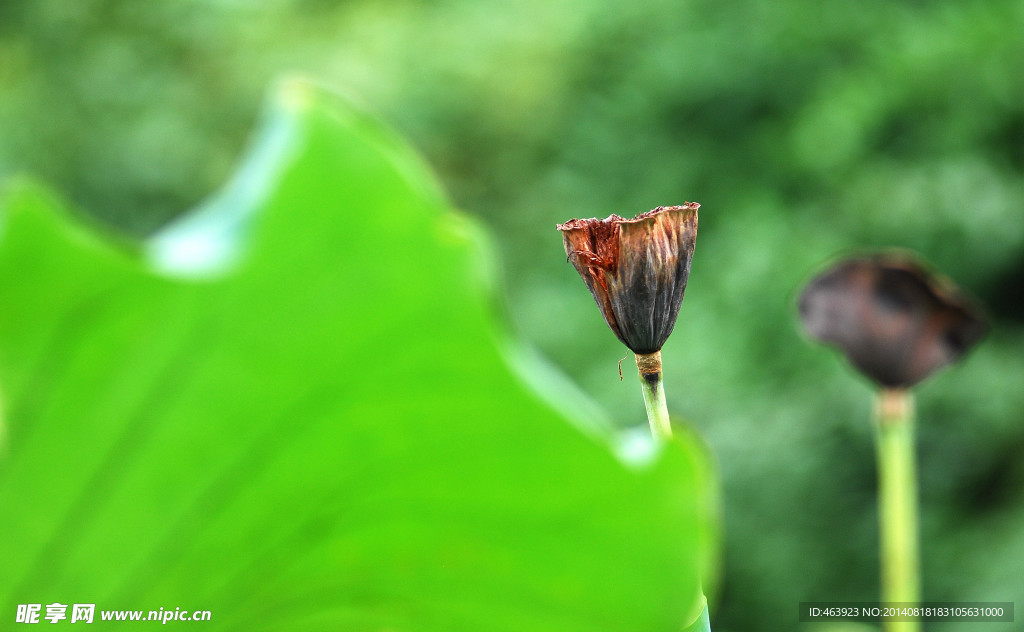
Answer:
0, 79, 712, 631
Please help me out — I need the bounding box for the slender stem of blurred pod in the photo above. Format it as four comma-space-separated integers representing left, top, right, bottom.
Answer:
874, 388, 921, 632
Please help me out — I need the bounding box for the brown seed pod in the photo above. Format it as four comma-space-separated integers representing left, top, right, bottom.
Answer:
798, 253, 987, 388
557, 204, 699, 355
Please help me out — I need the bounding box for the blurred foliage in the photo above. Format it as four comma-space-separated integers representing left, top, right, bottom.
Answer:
2, 1, 1023, 630
0, 82, 714, 630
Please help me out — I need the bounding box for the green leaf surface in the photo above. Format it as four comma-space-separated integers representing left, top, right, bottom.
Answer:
0, 79, 712, 630
680, 597, 711, 632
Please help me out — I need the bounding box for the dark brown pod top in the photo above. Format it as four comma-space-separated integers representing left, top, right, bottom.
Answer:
557, 204, 699, 354
798, 254, 987, 388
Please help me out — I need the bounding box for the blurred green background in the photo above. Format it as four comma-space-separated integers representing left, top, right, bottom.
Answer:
2, 1, 1022, 630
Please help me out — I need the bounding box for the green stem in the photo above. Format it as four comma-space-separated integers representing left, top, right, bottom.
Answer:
636, 352, 710, 631
636, 351, 672, 441
874, 388, 921, 632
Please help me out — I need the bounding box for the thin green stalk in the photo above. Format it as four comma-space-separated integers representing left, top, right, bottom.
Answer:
874, 388, 921, 632
636, 351, 672, 440
637, 352, 711, 631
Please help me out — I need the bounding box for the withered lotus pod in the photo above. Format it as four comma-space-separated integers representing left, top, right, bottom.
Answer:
557, 204, 699, 355
798, 254, 987, 388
